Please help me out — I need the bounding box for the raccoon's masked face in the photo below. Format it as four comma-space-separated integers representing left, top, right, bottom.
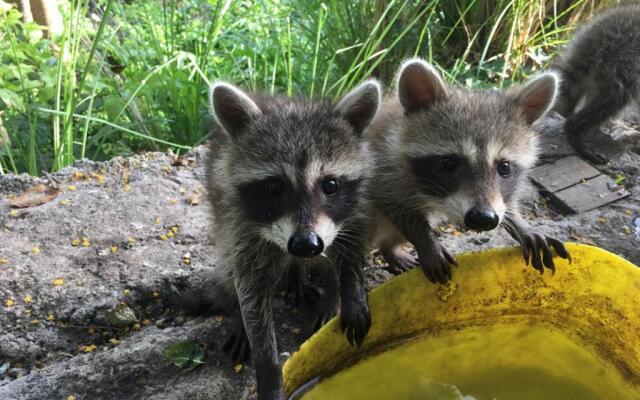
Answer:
396, 59, 558, 231
210, 81, 380, 257
235, 170, 361, 257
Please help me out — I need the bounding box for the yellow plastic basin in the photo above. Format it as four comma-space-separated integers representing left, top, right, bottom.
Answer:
283, 243, 640, 399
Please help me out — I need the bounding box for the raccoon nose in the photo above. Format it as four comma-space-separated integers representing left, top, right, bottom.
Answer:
464, 207, 500, 232
288, 232, 324, 258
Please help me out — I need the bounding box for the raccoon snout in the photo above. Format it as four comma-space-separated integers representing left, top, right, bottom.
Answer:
287, 231, 324, 258
464, 207, 500, 232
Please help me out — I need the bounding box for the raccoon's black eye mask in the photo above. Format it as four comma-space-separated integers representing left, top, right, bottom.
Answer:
408, 155, 470, 198
237, 176, 293, 223
322, 176, 363, 223
409, 154, 468, 176
236, 175, 363, 225
441, 155, 460, 172
264, 178, 284, 196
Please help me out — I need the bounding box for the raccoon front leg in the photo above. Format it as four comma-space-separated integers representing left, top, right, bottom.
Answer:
222, 312, 251, 362
338, 263, 371, 347
380, 244, 418, 274
564, 95, 625, 164
235, 268, 284, 400
285, 262, 321, 310
373, 215, 419, 274
308, 260, 340, 335
335, 231, 371, 348
502, 214, 571, 273
412, 230, 457, 284
390, 210, 457, 284
285, 260, 339, 336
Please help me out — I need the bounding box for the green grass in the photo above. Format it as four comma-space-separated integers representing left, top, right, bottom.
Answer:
0, 0, 616, 175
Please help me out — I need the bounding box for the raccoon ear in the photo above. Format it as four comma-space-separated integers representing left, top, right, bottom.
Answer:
335, 79, 381, 136
209, 82, 261, 138
397, 59, 446, 113
511, 72, 559, 125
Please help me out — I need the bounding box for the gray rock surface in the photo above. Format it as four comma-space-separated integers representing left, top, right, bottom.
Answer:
0, 116, 638, 400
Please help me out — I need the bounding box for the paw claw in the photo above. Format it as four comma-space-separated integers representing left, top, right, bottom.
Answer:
340, 300, 371, 348
286, 267, 322, 311
417, 242, 456, 285
223, 320, 251, 363
519, 232, 571, 274
381, 246, 419, 275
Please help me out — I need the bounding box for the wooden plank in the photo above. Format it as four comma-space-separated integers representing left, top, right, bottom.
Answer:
550, 174, 630, 214
529, 156, 601, 193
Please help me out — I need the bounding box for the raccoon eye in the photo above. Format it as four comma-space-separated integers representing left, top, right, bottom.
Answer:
442, 156, 460, 172
264, 179, 284, 196
497, 160, 511, 177
321, 177, 340, 196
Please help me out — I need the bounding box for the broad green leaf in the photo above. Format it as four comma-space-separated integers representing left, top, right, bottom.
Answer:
164, 340, 205, 369
106, 302, 138, 327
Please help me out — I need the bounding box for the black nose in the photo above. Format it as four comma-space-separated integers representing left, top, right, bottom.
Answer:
287, 232, 324, 258
464, 207, 500, 231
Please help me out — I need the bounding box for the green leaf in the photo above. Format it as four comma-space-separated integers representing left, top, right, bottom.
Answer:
103, 95, 126, 120
106, 302, 138, 327
164, 340, 205, 369
0, 88, 24, 111
37, 86, 55, 103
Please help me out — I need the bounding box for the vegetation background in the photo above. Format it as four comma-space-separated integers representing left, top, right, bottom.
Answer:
0, 0, 615, 176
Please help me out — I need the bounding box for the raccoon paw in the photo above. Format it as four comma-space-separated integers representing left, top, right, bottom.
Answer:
285, 268, 322, 310
416, 242, 458, 284
520, 233, 572, 273
568, 135, 608, 165
380, 245, 419, 275
340, 298, 371, 348
310, 309, 337, 335
578, 148, 608, 165
222, 317, 251, 363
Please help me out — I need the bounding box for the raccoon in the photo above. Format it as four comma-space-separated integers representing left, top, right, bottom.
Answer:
552, 3, 640, 164
206, 80, 380, 400
367, 59, 571, 283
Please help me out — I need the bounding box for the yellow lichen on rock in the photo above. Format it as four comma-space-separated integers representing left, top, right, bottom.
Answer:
79, 344, 97, 353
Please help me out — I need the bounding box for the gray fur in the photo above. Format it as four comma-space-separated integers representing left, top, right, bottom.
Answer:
553, 3, 640, 164
367, 58, 570, 282
205, 81, 380, 400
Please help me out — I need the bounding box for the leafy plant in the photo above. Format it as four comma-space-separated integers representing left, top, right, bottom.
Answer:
164, 340, 205, 369
0, 0, 615, 176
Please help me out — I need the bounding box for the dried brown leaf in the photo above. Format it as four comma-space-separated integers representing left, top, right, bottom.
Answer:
10, 185, 60, 208
171, 154, 196, 167
186, 193, 201, 206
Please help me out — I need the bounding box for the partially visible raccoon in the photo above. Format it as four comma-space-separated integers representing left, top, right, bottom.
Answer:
206, 81, 380, 400
553, 3, 640, 164
368, 59, 571, 283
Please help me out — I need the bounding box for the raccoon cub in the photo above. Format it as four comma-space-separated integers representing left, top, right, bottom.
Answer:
368, 59, 570, 283
206, 80, 380, 400
553, 4, 640, 164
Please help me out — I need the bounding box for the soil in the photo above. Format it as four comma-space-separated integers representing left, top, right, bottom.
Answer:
0, 112, 639, 400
